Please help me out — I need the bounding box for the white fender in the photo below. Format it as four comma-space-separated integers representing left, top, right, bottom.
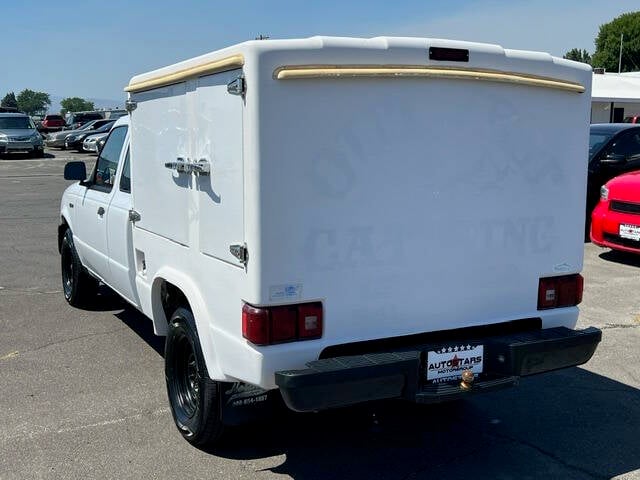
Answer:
151, 266, 227, 381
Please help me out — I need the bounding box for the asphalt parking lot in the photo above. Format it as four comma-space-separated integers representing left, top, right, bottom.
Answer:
1, 149, 639, 480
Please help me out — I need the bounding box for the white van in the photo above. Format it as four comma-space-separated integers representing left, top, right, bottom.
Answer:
59, 36, 601, 447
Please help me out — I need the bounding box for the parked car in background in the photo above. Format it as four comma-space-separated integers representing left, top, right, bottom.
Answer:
623, 115, 640, 124
66, 111, 104, 129
31, 115, 44, 130
82, 131, 109, 153
65, 120, 114, 151
591, 170, 640, 253
0, 112, 44, 157
40, 114, 66, 133
103, 109, 127, 120
96, 136, 107, 152
45, 119, 115, 149
587, 124, 640, 219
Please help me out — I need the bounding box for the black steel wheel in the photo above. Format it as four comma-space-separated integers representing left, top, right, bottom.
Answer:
60, 229, 98, 307
170, 332, 200, 423
165, 307, 225, 446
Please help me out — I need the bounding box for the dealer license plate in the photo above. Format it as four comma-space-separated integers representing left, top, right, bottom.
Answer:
619, 224, 640, 242
426, 344, 484, 383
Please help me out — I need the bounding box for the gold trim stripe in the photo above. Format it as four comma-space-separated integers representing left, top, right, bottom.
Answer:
274, 65, 585, 94
125, 54, 245, 93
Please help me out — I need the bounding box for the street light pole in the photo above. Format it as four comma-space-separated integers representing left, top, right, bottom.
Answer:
618, 33, 624, 73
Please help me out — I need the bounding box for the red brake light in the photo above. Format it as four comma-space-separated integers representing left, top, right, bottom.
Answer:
537, 274, 583, 310
242, 301, 323, 345
270, 306, 297, 343
242, 304, 269, 345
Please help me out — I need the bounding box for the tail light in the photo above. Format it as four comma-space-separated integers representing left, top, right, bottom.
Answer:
270, 306, 297, 343
242, 301, 323, 345
241, 305, 269, 345
297, 302, 323, 338
538, 274, 583, 310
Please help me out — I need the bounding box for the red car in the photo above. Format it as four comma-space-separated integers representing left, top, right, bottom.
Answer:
591, 171, 640, 253
40, 114, 66, 132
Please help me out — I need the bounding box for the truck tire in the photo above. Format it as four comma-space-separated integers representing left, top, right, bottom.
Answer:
165, 307, 225, 446
60, 229, 98, 307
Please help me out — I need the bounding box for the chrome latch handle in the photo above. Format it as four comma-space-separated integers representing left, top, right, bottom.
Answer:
191, 159, 211, 176
164, 157, 190, 173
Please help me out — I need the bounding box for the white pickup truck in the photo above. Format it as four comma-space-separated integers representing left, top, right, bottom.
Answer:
59, 36, 601, 447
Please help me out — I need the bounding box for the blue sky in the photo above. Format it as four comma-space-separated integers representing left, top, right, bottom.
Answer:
1, 0, 636, 107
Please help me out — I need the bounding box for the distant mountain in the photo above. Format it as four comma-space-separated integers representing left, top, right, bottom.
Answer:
48, 95, 124, 114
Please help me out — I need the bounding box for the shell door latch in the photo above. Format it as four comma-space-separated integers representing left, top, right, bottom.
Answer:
230, 243, 248, 264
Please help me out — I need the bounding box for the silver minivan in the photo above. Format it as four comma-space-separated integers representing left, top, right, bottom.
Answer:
0, 113, 45, 157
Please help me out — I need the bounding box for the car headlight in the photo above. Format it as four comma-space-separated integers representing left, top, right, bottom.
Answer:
0, 133, 7, 143
600, 185, 609, 201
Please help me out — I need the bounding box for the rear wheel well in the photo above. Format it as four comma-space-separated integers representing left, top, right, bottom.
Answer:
160, 280, 191, 322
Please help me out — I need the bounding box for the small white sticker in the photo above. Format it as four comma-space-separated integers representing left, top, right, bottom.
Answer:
269, 284, 302, 301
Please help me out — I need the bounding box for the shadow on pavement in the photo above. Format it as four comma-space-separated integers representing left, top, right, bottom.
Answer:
113, 307, 640, 478
0, 152, 53, 160
114, 306, 165, 357
79, 285, 127, 312
599, 249, 640, 268
210, 369, 639, 479
83, 288, 164, 355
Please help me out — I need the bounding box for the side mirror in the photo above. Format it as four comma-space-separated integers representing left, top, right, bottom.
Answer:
64, 161, 87, 181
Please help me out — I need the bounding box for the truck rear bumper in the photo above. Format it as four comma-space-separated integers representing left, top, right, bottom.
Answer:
275, 326, 601, 412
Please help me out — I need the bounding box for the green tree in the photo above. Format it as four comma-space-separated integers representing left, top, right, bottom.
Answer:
1, 92, 19, 109
60, 97, 95, 113
563, 48, 592, 65
16, 89, 50, 116
592, 11, 640, 72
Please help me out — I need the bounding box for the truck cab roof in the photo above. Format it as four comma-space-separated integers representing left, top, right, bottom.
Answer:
112, 115, 129, 128
590, 123, 640, 134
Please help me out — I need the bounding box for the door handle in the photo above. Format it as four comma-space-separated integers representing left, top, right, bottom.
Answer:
164, 157, 190, 173
164, 157, 211, 175
191, 158, 211, 175
97, 206, 105, 216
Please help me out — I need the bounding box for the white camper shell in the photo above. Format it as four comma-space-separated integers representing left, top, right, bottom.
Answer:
60, 37, 601, 447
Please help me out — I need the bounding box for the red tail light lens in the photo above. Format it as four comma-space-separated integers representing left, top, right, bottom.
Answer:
270, 306, 297, 342
242, 301, 323, 345
537, 274, 583, 310
242, 304, 269, 345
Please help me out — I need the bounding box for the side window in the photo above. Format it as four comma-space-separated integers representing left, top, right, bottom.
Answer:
609, 131, 640, 158
119, 148, 131, 193
91, 126, 128, 192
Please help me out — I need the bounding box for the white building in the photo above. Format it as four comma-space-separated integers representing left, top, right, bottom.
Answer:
591, 71, 640, 123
